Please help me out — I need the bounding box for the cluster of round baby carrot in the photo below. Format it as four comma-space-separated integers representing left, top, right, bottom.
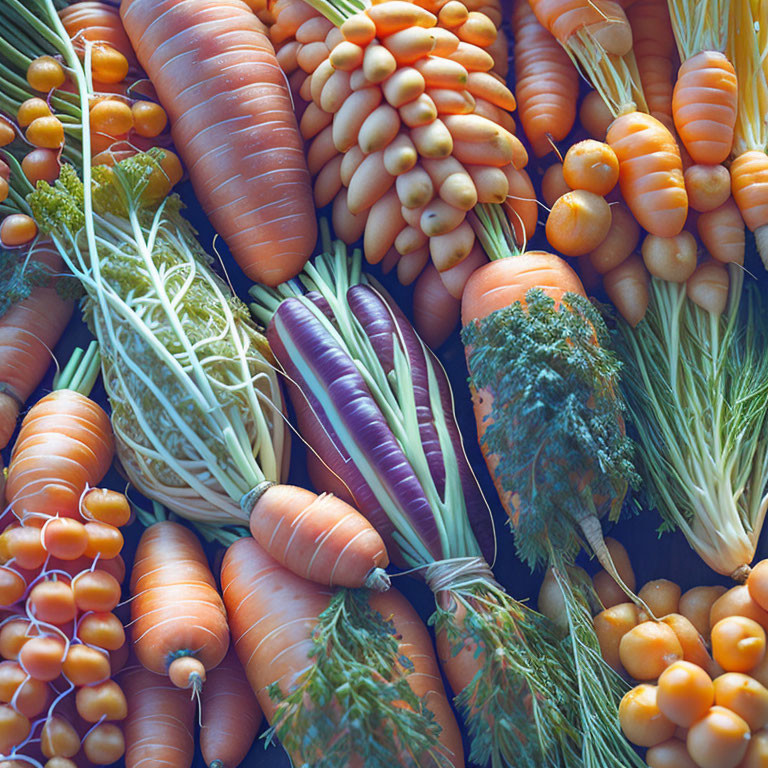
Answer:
588, 547, 768, 768
0, 2, 182, 250
0, 487, 131, 767
265, 0, 525, 292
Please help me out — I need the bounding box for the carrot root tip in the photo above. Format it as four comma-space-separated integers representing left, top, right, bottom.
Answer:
756, 226, 768, 271
730, 564, 751, 584
364, 567, 391, 592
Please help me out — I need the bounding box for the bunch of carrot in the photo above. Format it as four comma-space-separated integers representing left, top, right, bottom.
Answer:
283, 0, 525, 295
0, 346, 131, 766
592, 546, 768, 768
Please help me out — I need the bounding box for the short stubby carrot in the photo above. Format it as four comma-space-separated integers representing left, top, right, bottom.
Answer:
606, 111, 688, 237
0, 243, 73, 450
672, 50, 738, 165
122, 664, 195, 768
130, 521, 229, 691
5, 390, 113, 520
513, 0, 578, 157
730, 150, 768, 233
120, 0, 316, 286
248, 483, 390, 591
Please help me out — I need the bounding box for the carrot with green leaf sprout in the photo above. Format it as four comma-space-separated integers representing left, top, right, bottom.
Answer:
461, 202, 645, 768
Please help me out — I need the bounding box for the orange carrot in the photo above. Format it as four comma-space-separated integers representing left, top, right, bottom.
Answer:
626, 0, 676, 121
200, 646, 262, 768
0, 243, 73, 449
672, 51, 737, 165
221, 537, 463, 767
122, 664, 195, 768
697, 198, 745, 266
120, 0, 316, 286
412, 263, 461, 348
247, 483, 390, 590
130, 521, 229, 691
59, 2, 139, 67
527, 0, 633, 56
5, 354, 114, 522
606, 112, 688, 237
513, 0, 578, 157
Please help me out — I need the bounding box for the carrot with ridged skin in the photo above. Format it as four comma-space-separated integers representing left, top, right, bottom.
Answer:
626, 0, 675, 121
697, 198, 745, 266
730, 151, 768, 235
606, 112, 688, 237
248, 483, 390, 590
130, 521, 229, 691
0, 243, 73, 449
200, 646, 262, 768
120, 0, 316, 286
672, 50, 737, 165
122, 664, 195, 768
221, 537, 464, 768
5, 345, 113, 521
527, 0, 633, 56
58, 2, 138, 66
512, 0, 578, 157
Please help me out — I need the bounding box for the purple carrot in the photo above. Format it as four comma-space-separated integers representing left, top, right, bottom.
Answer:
267, 297, 444, 563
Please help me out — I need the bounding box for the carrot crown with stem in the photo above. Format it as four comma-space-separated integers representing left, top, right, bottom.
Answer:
52, 340, 101, 397
614, 265, 768, 578
729, 0, 768, 155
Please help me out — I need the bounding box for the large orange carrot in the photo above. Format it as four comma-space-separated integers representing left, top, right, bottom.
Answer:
626, 0, 676, 121
5, 346, 113, 521
513, 0, 578, 157
606, 111, 688, 237
200, 645, 262, 768
0, 243, 73, 449
248, 483, 390, 591
120, 0, 316, 286
59, 2, 139, 67
122, 664, 195, 768
130, 521, 229, 691
221, 537, 460, 767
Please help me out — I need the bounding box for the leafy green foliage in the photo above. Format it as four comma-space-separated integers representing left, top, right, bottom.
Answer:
614, 273, 768, 575
462, 289, 638, 570
431, 579, 580, 768
267, 589, 450, 768
0, 248, 52, 317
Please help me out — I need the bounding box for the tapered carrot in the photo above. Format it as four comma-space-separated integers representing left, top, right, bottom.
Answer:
412, 263, 461, 348
221, 537, 463, 767
247, 483, 390, 590
200, 646, 262, 768
5, 344, 113, 521
122, 664, 195, 768
626, 0, 675, 121
697, 198, 745, 266
130, 520, 229, 691
513, 0, 578, 157
120, 0, 316, 286
0, 243, 73, 449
